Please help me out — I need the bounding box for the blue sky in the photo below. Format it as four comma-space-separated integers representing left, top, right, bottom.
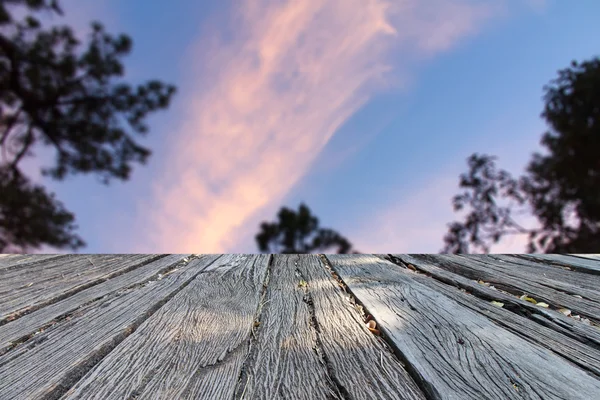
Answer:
25, 0, 600, 253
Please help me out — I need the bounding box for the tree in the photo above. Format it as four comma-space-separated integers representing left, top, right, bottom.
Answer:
256, 203, 357, 254
0, 0, 176, 252
442, 57, 600, 253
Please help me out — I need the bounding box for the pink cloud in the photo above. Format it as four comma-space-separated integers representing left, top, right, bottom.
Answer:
136, 0, 513, 253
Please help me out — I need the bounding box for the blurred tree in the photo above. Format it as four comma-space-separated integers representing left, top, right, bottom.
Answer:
443, 57, 600, 253
256, 203, 357, 254
0, 0, 176, 252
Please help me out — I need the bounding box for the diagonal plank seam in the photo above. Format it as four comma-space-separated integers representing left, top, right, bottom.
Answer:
456, 255, 599, 303
296, 261, 351, 400
386, 254, 600, 349
319, 255, 438, 400
385, 254, 600, 377
0, 254, 75, 272
0, 254, 196, 356
395, 254, 600, 328
38, 254, 221, 400
234, 254, 274, 400
0, 254, 167, 327
513, 255, 600, 276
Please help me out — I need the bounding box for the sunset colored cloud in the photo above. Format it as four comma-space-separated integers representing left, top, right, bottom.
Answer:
140, 0, 506, 252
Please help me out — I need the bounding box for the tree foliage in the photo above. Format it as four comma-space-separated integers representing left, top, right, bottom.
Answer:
443, 57, 600, 253
0, 0, 176, 252
256, 203, 357, 254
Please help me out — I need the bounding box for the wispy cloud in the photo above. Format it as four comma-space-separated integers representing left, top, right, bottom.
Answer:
139, 0, 508, 252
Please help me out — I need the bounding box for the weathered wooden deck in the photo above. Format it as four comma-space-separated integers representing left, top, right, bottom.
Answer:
1, 254, 600, 399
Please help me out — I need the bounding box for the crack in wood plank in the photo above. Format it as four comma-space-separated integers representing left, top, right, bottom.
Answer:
387, 254, 600, 378
60, 255, 267, 400
296, 264, 350, 400
0, 254, 193, 355
326, 254, 600, 400
0, 255, 221, 400
0, 254, 166, 326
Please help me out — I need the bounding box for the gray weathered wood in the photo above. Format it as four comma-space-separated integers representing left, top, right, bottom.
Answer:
393, 254, 600, 376
413, 254, 600, 322
519, 254, 600, 275
327, 254, 600, 400
61, 255, 268, 400
488, 254, 600, 293
0, 255, 162, 323
236, 254, 425, 400
295, 254, 426, 400
0, 254, 191, 352
570, 254, 600, 261
464, 254, 600, 304
0, 254, 68, 270
232, 253, 341, 399
0, 254, 162, 322
0, 255, 220, 400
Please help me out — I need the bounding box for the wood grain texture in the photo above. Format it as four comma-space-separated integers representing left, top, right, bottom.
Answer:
461, 254, 600, 306
0, 254, 68, 269
519, 254, 600, 275
327, 254, 600, 400
393, 254, 600, 376
232, 254, 342, 399
61, 254, 269, 400
0, 255, 220, 400
488, 254, 600, 293
0, 254, 191, 352
570, 254, 600, 261
0, 254, 162, 322
413, 254, 600, 323
293, 254, 426, 400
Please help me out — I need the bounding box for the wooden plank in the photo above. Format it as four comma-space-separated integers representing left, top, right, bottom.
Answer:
60, 255, 268, 400
326, 254, 600, 400
413, 254, 600, 323
0, 254, 162, 322
233, 254, 425, 400
393, 254, 600, 376
489, 254, 600, 292
295, 254, 425, 400
0, 254, 191, 352
570, 254, 600, 261
519, 254, 600, 275
464, 254, 600, 303
0, 255, 221, 400
0, 254, 67, 269
233, 253, 338, 399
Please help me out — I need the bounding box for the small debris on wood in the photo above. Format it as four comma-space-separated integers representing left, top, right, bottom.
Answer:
366, 320, 380, 335
519, 294, 538, 304
491, 301, 504, 308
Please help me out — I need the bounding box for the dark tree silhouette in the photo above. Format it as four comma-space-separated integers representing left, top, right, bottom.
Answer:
0, 0, 176, 252
443, 57, 600, 253
256, 203, 357, 254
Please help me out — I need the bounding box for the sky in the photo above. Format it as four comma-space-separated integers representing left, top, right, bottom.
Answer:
20, 0, 600, 253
